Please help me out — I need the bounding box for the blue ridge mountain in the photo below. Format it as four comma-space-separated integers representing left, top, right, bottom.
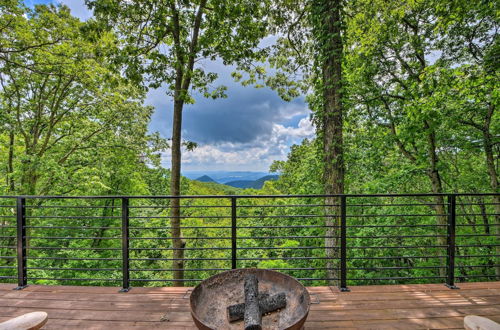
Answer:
183, 171, 270, 183
194, 175, 216, 183
224, 175, 279, 189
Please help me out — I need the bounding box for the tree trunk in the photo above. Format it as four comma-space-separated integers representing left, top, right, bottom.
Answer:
317, 0, 344, 285
482, 112, 499, 277
20, 152, 37, 196
168, 0, 205, 286
170, 97, 185, 286
7, 131, 15, 192
92, 199, 114, 248
1, 132, 15, 265
425, 126, 447, 278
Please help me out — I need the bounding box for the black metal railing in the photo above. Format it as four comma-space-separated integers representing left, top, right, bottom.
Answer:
0, 193, 498, 291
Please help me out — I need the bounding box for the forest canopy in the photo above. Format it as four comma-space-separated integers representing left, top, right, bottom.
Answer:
0, 0, 498, 287
0, 0, 497, 197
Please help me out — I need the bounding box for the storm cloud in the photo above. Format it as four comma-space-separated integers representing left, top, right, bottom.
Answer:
148, 63, 314, 171
149, 84, 308, 145
27, 0, 315, 171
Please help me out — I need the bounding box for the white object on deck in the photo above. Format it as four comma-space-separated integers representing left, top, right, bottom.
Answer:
0, 312, 48, 330
464, 315, 500, 330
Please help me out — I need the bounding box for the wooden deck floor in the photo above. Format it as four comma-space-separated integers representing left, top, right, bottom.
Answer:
0, 282, 499, 329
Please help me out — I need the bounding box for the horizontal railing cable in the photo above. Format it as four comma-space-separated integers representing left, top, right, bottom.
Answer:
0, 193, 497, 290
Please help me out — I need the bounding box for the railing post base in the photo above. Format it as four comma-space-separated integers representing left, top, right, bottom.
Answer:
446, 194, 457, 290
340, 287, 350, 292
16, 197, 27, 290
121, 197, 130, 294
231, 197, 237, 270
445, 284, 459, 290
13, 285, 28, 290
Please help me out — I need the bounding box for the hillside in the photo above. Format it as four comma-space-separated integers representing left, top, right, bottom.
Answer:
225, 175, 279, 189
224, 180, 254, 189
183, 171, 270, 183
188, 177, 242, 195
195, 175, 216, 183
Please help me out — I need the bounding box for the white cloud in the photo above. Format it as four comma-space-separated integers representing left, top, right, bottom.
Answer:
273, 117, 314, 138
277, 103, 309, 120
161, 116, 315, 172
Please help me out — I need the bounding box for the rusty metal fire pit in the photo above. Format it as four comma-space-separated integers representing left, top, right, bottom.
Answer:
190, 268, 310, 330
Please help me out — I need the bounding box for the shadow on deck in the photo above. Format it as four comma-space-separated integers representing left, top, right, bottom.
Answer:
1, 282, 499, 329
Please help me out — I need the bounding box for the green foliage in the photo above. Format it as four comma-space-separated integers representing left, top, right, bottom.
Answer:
85, 0, 270, 100
0, 0, 498, 288
270, 139, 323, 194
0, 3, 166, 196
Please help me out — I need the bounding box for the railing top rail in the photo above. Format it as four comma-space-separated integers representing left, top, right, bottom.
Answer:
0, 192, 498, 199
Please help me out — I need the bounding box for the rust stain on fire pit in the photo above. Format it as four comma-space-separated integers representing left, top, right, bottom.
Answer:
190, 269, 310, 330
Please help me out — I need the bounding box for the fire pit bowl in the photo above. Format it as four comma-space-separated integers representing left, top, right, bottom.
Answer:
190, 268, 310, 330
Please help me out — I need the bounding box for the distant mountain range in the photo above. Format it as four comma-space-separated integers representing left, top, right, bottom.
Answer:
191, 172, 279, 189
224, 175, 279, 189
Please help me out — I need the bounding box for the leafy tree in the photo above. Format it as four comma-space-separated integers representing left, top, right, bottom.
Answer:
0, 0, 46, 70
254, 0, 347, 283
86, 0, 271, 285
343, 0, 496, 274
270, 139, 322, 195
0, 0, 498, 288
0, 4, 155, 196
434, 1, 499, 275
309, 0, 346, 283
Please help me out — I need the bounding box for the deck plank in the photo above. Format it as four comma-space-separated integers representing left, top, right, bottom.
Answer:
0, 282, 499, 329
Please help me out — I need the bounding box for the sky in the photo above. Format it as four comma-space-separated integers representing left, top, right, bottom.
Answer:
26, 0, 314, 172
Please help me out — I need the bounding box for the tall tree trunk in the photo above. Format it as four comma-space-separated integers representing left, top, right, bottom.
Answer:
1, 132, 16, 265
316, 0, 345, 285
20, 152, 37, 196
425, 125, 447, 278
170, 97, 185, 286
482, 104, 499, 277
92, 199, 114, 248
462, 102, 499, 277
7, 131, 15, 192
168, 0, 206, 287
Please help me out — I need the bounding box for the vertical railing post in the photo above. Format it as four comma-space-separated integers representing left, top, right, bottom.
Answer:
120, 197, 130, 292
446, 194, 459, 289
15, 197, 27, 290
231, 197, 237, 269
340, 195, 349, 292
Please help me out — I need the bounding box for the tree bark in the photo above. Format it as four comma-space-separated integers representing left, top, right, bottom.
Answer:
317, 0, 344, 285
20, 151, 38, 196
461, 102, 498, 276
481, 104, 499, 277
1, 131, 16, 264
168, 0, 206, 287
170, 96, 185, 286
7, 131, 15, 192
424, 124, 447, 278
92, 199, 115, 248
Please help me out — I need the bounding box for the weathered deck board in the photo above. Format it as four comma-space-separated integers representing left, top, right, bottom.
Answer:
0, 282, 499, 329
